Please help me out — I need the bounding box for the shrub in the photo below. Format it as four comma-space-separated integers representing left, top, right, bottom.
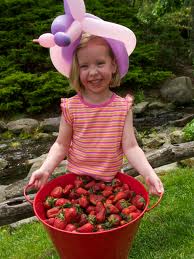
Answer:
183, 119, 194, 141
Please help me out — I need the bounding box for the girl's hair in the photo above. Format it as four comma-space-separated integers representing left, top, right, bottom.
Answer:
69, 33, 121, 92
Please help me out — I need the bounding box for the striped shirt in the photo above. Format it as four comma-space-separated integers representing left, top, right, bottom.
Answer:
61, 93, 132, 181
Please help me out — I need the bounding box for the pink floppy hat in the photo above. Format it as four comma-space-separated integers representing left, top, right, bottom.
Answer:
33, 0, 136, 79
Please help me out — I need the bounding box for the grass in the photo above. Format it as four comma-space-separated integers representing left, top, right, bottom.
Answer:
0, 168, 193, 259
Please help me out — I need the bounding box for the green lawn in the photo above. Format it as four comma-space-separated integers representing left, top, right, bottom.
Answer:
0, 168, 193, 259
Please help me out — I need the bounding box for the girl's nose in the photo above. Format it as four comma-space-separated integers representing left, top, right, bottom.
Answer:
88, 66, 98, 76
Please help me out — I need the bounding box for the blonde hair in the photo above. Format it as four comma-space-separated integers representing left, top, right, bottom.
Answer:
69, 33, 121, 92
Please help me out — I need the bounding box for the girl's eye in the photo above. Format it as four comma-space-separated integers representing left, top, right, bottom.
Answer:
97, 61, 105, 66
80, 65, 88, 69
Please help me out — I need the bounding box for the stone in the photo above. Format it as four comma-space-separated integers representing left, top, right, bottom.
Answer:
170, 130, 185, 144
133, 102, 149, 114
154, 162, 179, 174
7, 118, 39, 134
0, 185, 7, 202
179, 157, 194, 168
40, 117, 60, 132
0, 158, 8, 170
0, 121, 7, 133
4, 178, 30, 199
160, 76, 194, 104
10, 216, 38, 229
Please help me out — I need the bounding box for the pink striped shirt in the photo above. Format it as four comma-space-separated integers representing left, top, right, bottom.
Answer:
61, 93, 133, 181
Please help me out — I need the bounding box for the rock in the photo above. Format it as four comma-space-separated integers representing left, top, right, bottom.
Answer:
154, 162, 179, 174
148, 101, 166, 109
169, 114, 194, 127
7, 118, 39, 134
160, 76, 194, 104
26, 157, 68, 180
0, 185, 7, 202
0, 158, 8, 170
179, 157, 194, 168
40, 117, 60, 132
170, 130, 185, 144
4, 178, 30, 199
143, 133, 166, 149
0, 121, 7, 133
10, 216, 38, 229
133, 102, 149, 114
33, 132, 53, 140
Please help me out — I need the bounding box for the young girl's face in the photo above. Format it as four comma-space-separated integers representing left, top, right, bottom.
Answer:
77, 38, 116, 95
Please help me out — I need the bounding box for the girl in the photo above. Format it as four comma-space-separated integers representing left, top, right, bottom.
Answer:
29, 33, 164, 196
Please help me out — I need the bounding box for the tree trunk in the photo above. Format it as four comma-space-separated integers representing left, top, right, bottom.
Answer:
123, 141, 194, 176
0, 195, 35, 226
191, 0, 194, 63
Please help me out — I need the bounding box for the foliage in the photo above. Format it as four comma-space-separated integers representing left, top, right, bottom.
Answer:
0, 0, 192, 116
0, 168, 193, 258
183, 119, 194, 141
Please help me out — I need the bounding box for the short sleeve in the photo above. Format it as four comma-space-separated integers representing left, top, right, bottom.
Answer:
60, 98, 73, 126
125, 94, 133, 111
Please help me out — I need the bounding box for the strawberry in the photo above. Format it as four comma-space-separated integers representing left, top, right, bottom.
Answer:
53, 215, 66, 230
55, 198, 71, 207
121, 205, 137, 216
77, 222, 95, 233
111, 178, 122, 187
63, 184, 74, 196
113, 190, 130, 203
79, 214, 88, 226
108, 214, 122, 226
65, 223, 77, 232
44, 196, 56, 209
74, 177, 83, 188
104, 199, 113, 205
105, 204, 119, 214
115, 199, 129, 211
79, 196, 89, 208
102, 189, 112, 197
84, 180, 96, 189
69, 189, 79, 199
120, 220, 127, 226
96, 207, 106, 223
45, 217, 55, 226
130, 211, 141, 220
95, 201, 104, 213
96, 224, 105, 232
46, 207, 60, 218
64, 207, 80, 223
131, 194, 145, 210
122, 183, 130, 191
86, 205, 96, 214
76, 187, 88, 196
89, 194, 104, 205
50, 186, 63, 198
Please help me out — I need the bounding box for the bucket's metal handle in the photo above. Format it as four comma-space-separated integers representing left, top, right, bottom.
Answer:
24, 184, 35, 205
146, 192, 163, 212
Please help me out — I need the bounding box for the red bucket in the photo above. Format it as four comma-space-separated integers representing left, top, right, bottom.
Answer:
24, 173, 162, 259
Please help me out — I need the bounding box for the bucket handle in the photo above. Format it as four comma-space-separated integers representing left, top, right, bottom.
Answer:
24, 184, 35, 205
146, 192, 163, 212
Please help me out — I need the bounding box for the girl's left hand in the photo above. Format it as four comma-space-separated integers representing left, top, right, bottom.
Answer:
145, 173, 164, 196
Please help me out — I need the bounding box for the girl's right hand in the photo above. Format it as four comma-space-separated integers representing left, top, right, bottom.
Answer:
29, 169, 50, 190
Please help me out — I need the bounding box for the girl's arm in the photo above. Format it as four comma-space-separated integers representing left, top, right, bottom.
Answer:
122, 110, 164, 196
29, 115, 72, 189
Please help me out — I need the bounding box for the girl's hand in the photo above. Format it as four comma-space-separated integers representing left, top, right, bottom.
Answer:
29, 169, 50, 190
145, 173, 164, 196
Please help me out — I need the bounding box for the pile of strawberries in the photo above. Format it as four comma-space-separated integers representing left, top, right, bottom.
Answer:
43, 175, 145, 233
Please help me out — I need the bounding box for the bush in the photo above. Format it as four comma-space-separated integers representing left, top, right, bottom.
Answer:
183, 119, 194, 141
